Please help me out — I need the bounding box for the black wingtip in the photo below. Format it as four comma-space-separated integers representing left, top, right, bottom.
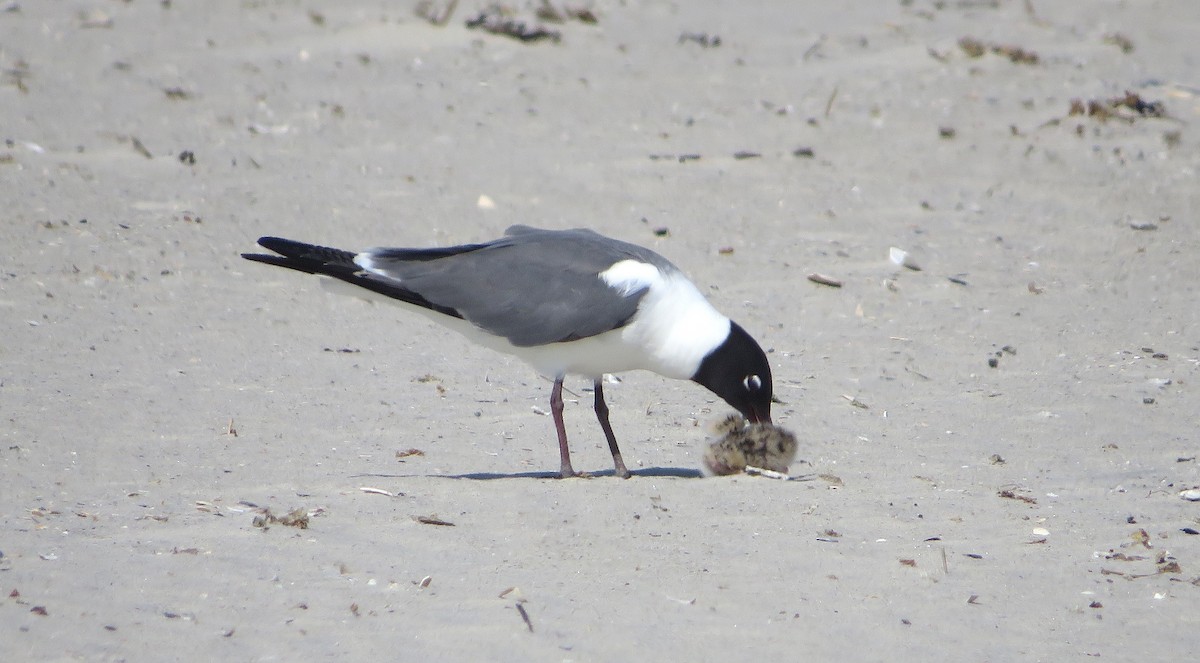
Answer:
241, 252, 303, 269
255, 236, 321, 258
242, 237, 359, 270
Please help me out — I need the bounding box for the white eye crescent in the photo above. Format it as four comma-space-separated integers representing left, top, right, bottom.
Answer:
743, 375, 762, 391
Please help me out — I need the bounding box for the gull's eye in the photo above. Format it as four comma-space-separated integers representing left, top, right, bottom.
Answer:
743, 375, 762, 391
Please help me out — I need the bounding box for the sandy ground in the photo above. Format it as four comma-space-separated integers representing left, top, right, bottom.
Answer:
3, 1, 1199, 660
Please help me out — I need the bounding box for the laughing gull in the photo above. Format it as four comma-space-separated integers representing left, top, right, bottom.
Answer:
242, 225, 773, 478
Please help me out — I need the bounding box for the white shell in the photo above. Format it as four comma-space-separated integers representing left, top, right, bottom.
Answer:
889, 246, 922, 271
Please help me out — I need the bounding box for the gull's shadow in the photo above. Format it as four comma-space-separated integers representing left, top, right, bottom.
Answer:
442, 466, 705, 480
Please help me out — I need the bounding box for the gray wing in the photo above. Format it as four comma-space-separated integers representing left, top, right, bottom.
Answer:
361, 227, 678, 347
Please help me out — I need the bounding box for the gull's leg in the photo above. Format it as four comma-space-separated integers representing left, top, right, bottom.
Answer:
593, 379, 630, 479
550, 376, 576, 478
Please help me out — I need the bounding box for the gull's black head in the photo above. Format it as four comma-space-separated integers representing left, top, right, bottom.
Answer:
691, 321, 773, 424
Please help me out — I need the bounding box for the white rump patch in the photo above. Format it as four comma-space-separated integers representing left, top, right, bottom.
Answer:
600, 259, 661, 296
